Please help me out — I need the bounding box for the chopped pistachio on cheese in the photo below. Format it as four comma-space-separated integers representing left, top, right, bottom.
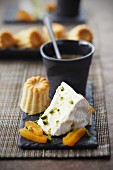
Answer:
60, 97, 64, 100
38, 82, 92, 136
56, 120, 59, 124
69, 100, 74, 104
49, 109, 54, 115
61, 86, 64, 91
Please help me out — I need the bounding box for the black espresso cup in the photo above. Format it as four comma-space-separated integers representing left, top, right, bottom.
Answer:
56, 0, 81, 17
40, 40, 95, 98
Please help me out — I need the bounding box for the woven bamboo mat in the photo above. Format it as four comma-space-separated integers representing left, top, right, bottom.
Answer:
0, 17, 111, 158
0, 53, 110, 158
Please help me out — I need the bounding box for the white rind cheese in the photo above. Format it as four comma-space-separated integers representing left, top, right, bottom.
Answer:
38, 82, 92, 136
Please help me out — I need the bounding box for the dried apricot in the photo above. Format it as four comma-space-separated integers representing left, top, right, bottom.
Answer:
90, 106, 95, 113
63, 128, 86, 146
19, 128, 47, 144
25, 121, 43, 136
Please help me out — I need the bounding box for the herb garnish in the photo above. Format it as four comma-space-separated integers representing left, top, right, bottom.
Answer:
57, 108, 60, 112
43, 119, 48, 125
34, 119, 38, 123
27, 126, 33, 131
39, 113, 43, 117
61, 86, 64, 91
86, 130, 91, 137
69, 100, 74, 104
71, 123, 76, 132
49, 109, 54, 115
60, 97, 64, 100
41, 115, 48, 120
56, 120, 59, 124
48, 128, 51, 134
41, 115, 48, 125
48, 134, 53, 142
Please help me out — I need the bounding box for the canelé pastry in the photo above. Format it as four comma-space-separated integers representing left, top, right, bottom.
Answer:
15, 28, 43, 48
0, 30, 16, 48
16, 9, 34, 22
46, 4, 57, 12
67, 24, 93, 43
20, 76, 50, 115
43, 23, 65, 42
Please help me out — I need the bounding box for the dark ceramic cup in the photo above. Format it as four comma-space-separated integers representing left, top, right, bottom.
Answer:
56, 0, 81, 17
40, 40, 95, 98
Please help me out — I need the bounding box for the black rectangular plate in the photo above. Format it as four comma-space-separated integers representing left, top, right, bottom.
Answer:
18, 82, 98, 150
4, 3, 85, 24
4, 3, 43, 24
0, 48, 41, 60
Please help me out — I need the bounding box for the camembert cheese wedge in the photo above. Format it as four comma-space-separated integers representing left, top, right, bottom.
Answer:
38, 82, 92, 136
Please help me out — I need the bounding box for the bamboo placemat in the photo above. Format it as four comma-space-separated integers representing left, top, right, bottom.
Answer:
0, 18, 111, 157
0, 52, 110, 158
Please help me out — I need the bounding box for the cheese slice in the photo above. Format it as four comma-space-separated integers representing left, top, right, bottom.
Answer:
38, 82, 92, 136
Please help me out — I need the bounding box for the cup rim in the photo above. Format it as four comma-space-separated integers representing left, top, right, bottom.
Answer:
40, 39, 95, 62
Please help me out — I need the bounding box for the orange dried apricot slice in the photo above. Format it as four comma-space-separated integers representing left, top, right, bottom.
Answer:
19, 128, 47, 144
90, 106, 95, 113
16, 9, 34, 22
25, 121, 43, 136
63, 128, 86, 146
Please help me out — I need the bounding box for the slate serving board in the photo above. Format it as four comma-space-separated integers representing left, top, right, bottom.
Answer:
0, 48, 41, 60
18, 82, 98, 150
4, 3, 85, 24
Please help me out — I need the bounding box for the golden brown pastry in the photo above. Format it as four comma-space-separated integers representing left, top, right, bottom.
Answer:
43, 23, 65, 42
14, 28, 43, 48
67, 25, 93, 43
20, 76, 50, 115
16, 9, 34, 22
46, 4, 57, 12
0, 30, 16, 48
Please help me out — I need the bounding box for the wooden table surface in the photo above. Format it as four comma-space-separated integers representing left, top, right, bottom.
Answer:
0, 0, 113, 169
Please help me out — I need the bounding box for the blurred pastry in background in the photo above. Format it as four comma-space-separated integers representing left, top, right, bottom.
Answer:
0, 30, 16, 48
46, 4, 57, 12
43, 23, 65, 42
67, 25, 93, 43
15, 28, 43, 48
16, 9, 35, 22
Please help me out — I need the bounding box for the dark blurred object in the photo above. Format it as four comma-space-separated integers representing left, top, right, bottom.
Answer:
56, 0, 80, 17
0, 48, 41, 60
4, 0, 85, 24
51, 0, 86, 24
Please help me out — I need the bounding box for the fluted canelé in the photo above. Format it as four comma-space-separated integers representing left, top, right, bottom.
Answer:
20, 76, 50, 115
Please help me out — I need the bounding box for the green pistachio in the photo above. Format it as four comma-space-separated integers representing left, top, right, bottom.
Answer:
39, 113, 43, 117
41, 115, 48, 120
47, 134, 53, 142
71, 123, 76, 132
56, 120, 59, 124
48, 128, 51, 134
86, 130, 91, 137
34, 119, 38, 123
69, 100, 74, 104
49, 109, 54, 115
28, 126, 33, 131
60, 97, 64, 100
43, 119, 48, 125
61, 86, 64, 91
